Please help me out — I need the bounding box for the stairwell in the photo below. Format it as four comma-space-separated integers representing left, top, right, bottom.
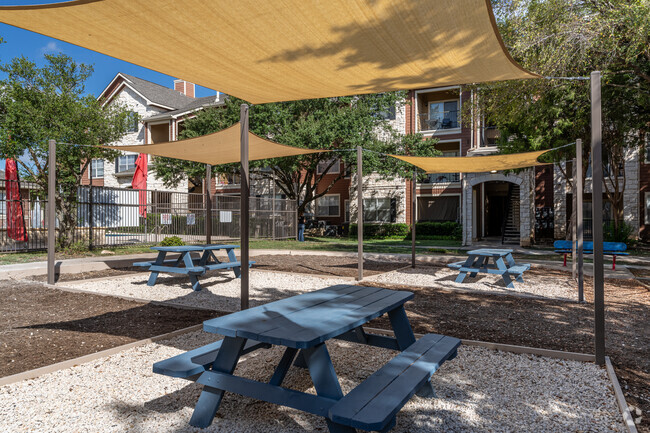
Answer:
502, 184, 520, 245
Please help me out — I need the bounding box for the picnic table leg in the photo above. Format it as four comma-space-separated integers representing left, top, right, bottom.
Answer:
495, 257, 515, 289
226, 248, 242, 278
388, 305, 435, 397
454, 254, 476, 284
182, 252, 203, 291
147, 251, 167, 286
469, 256, 487, 278
269, 347, 298, 386
293, 350, 308, 369
190, 337, 246, 428
303, 343, 356, 433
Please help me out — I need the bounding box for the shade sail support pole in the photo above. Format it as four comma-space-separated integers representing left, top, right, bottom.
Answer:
576, 139, 584, 303
206, 164, 212, 245
412, 171, 416, 268
47, 139, 56, 285
357, 145, 363, 281
591, 71, 605, 365
240, 105, 250, 310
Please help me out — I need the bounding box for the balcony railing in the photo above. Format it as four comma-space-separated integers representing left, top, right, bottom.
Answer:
417, 111, 459, 132
423, 173, 460, 183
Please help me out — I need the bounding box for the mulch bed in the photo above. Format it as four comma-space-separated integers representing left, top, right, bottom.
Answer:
0, 280, 217, 378
7, 254, 649, 431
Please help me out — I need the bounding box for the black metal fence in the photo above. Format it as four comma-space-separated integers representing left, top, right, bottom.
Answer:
0, 182, 296, 253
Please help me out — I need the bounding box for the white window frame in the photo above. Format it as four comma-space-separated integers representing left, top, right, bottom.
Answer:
117, 154, 137, 173
316, 158, 341, 175
427, 99, 459, 130
363, 197, 392, 223
91, 159, 104, 179
316, 194, 340, 217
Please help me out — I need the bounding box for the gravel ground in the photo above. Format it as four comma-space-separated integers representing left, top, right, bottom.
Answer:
364, 265, 578, 300
69, 270, 351, 311
0, 330, 626, 433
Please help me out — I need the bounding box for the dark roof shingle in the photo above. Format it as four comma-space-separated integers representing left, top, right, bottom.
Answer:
121, 73, 195, 110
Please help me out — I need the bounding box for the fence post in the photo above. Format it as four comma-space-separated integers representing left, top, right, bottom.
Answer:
154, 191, 159, 244
206, 164, 212, 244
47, 139, 56, 285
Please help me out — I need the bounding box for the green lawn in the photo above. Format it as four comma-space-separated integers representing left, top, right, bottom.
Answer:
250, 237, 463, 254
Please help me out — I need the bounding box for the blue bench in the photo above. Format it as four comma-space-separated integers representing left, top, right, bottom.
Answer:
328, 333, 461, 432
554, 240, 628, 270
153, 339, 271, 379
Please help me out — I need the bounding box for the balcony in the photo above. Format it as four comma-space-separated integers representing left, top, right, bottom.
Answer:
415, 87, 461, 135
422, 172, 460, 184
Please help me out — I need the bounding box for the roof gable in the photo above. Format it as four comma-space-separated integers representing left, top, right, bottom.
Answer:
99, 72, 196, 110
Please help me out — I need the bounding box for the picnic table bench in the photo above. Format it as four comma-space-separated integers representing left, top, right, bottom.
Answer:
553, 240, 628, 270
153, 284, 461, 432
448, 248, 530, 289
134, 244, 254, 291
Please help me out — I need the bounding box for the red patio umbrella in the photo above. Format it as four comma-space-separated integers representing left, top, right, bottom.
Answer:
5, 158, 28, 242
131, 153, 147, 217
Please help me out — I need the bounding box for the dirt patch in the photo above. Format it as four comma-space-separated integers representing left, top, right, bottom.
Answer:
0, 280, 218, 378
252, 254, 407, 277
363, 265, 650, 432
29, 267, 143, 283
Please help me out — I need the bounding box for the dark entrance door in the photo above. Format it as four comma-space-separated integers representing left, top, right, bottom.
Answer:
483, 181, 510, 237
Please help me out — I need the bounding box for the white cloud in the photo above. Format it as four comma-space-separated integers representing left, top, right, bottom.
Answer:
41, 41, 62, 54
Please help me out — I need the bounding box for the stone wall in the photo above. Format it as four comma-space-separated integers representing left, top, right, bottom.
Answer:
349, 173, 407, 224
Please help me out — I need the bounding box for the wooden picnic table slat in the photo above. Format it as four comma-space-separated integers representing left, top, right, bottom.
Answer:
203, 285, 414, 348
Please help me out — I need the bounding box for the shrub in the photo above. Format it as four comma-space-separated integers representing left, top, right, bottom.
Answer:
160, 236, 185, 247
349, 223, 409, 239
414, 221, 461, 239
603, 221, 635, 244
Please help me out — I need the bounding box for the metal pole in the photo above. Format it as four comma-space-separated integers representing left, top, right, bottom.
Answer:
240, 104, 250, 310
47, 139, 56, 285
576, 139, 584, 302
205, 164, 212, 244
591, 71, 605, 365
412, 171, 416, 268
357, 145, 363, 281
572, 159, 577, 279
272, 173, 276, 240
89, 160, 94, 251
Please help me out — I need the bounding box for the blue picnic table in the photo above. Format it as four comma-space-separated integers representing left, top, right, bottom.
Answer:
448, 248, 530, 289
153, 284, 461, 432
134, 244, 254, 291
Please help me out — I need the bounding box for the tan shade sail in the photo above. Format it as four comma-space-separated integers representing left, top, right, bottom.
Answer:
104, 123, 325, 165
392, 149, 552, 174
0, 0, 537, 104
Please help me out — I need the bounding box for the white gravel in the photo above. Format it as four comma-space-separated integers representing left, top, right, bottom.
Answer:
0, 330, 625, 433
68, 270, 351, 311
364, 266, 578, 300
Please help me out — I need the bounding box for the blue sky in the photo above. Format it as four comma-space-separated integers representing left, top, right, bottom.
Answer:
0, 0, 219, 170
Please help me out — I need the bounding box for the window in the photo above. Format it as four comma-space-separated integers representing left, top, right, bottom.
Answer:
646, 192, 650, 225
344, 200, 350, 222
316, 158, 340, 175
127, 111, 139, 133
427, 100, 458, 130
363, 197, 392, 223
116, 154, 137, 173
316, 195, 340, 217
91, 159, 104, 178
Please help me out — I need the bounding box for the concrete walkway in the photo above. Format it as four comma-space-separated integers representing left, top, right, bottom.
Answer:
0, 247, 642, 281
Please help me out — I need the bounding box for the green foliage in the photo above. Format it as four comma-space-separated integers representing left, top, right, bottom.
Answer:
414, 221, 462, 239
466, 0, 649, 228
349, 223, 410, 239
152, 94, 440, 215
160, 236, 185, 247
603, 221, 635, 244
0, 54, 132, 247
348, 221, 461, 240
59, 240, 88, 254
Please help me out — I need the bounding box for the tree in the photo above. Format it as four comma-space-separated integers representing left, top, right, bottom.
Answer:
466, 0, 649, 230
0, 54, 132, 247
152, 94, 438, 216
